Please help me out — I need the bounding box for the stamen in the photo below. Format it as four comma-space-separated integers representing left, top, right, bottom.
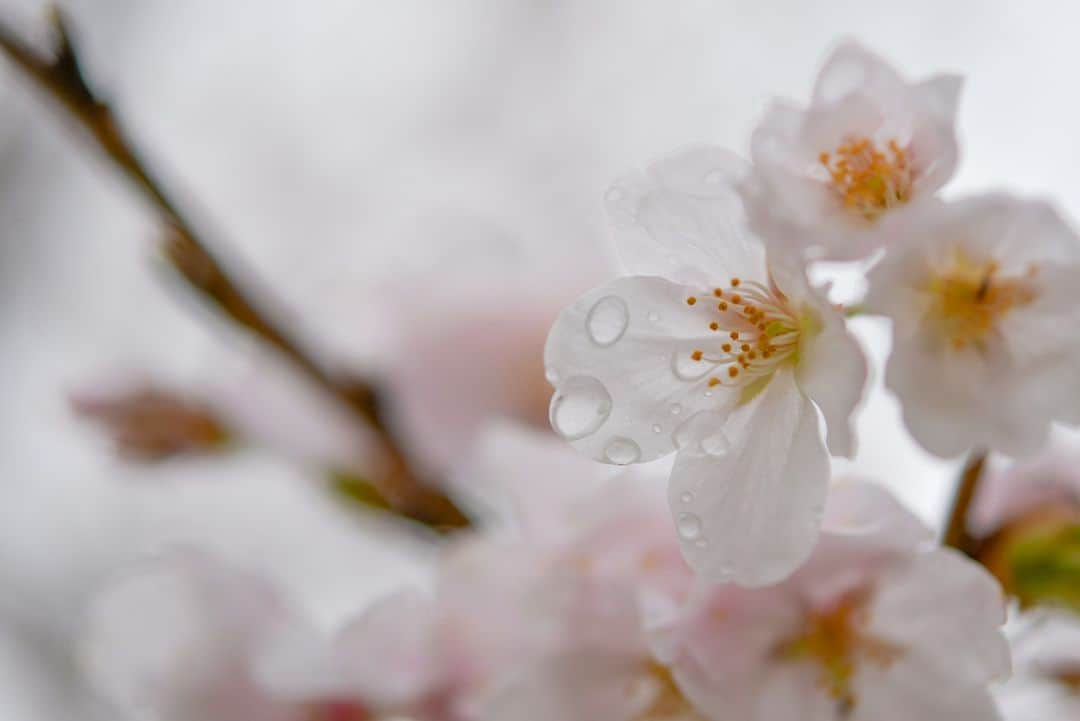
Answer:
820, 136, 913, 221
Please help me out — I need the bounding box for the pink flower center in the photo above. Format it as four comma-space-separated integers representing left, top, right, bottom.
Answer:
819, 137, 913, 221
685, 277, 803, 394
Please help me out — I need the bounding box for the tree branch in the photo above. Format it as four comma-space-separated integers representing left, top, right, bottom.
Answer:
943, 449, 986, 556
0, 8, 469, 529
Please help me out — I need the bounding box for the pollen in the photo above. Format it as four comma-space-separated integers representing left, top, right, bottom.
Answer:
682, 276, 805, 395
777, 592, 900, 710
927, 250, 1037, 350
820, 136, 913, 221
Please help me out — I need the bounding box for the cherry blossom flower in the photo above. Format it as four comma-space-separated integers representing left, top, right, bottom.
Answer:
545, 146, 868, 585
864, 194, 1080, 457
742, 41, 962, 261
80, 551, 369, 721
653, 482, 1011, 721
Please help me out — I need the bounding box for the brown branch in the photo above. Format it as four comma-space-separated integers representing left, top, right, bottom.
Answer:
0, 8, 468, 529
943, 449, 987, 556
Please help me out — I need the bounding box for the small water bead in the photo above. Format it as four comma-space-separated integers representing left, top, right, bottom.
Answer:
670, 403, 682, 415
651, 424, 662, 434
701, 434, 730, 456
694, 537, 709, 548
605, 186, 626, 203
676, 512, 702, 540
679, 492, 694, 504
647, 311, 661, 324
604, 437, 641, 465
703, 169, 726, 185
586, 295, 629, 347
671, 350, 711, 381
544, 367, 559, 384
549, 376, 612, 440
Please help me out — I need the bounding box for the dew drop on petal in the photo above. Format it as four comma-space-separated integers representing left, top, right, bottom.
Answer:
670, 403, 682, 415
647, 311, 661, 324
701, 434, 730, 457
679, 492, 693, 504
651, 424, 662, 434
604, 437, 641, 465
695, 537, 709, 548
605, 186, 625, 203
549, 376, 612, 440
544, 367, 559, 384
676, 513, 702, 540
671, 351, 711, 381
703, 170, 725, 185
586, 295, 630, 347
704, 390, 714, 398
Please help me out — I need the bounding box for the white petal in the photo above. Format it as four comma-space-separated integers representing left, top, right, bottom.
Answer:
812, 41, 907, 107
545, 276, 742, 464
821, 481, 931, 551
909, 74, 963, 192
605, 146, 766, 286
851, 659, 1004, 721
868, 549, 1011, 685
667, 367, 829, 586
793, 284, 868, 458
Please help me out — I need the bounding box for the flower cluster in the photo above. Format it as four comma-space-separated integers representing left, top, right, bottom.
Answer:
82, 428, 1007, 721
545, 40, 1080, 585
65, 38, 1080, 721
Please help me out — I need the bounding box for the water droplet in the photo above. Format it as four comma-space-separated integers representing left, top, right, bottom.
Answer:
604, 437, 641, 465
704, 390, 714, 398
671, 351, 711, 381
676, 513, 702, 540
679, 492, 693, 504
549, 376, 612, 440
670, 403, 682, 415
694, 537, 709, 548
704, 169, 726, 185
605, 186, 625, 203
586, 295, 629, 347
544, 367, 559, 384
651, 424, 662, 434
647, 311, 661, 324
701, 433, 730, 456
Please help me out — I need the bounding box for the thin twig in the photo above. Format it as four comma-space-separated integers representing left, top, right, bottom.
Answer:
943, 449, 987, 556
0, 8, 469, 529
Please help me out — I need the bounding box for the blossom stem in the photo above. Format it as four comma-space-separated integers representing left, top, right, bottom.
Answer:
942, 449, 987, 556
0, 8, 469, 530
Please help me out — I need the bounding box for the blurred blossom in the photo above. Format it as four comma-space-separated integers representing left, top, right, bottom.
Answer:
865, 194, 1080, 458
378, 264, 607, 478
743, 41, 961, 262
996, 612, 1080, 721
971, 448, 1080, 539
545, 146, 867, 586
80, 550, 369, 721
654, 482, 1010, 721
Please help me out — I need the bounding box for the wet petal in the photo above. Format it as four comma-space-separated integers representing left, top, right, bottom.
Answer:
545, 276, 741, 464
667, 367, 829, 586
605, 146, 765, 286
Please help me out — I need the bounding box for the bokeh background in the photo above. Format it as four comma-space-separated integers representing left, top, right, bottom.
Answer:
0, 1, 1077, 719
